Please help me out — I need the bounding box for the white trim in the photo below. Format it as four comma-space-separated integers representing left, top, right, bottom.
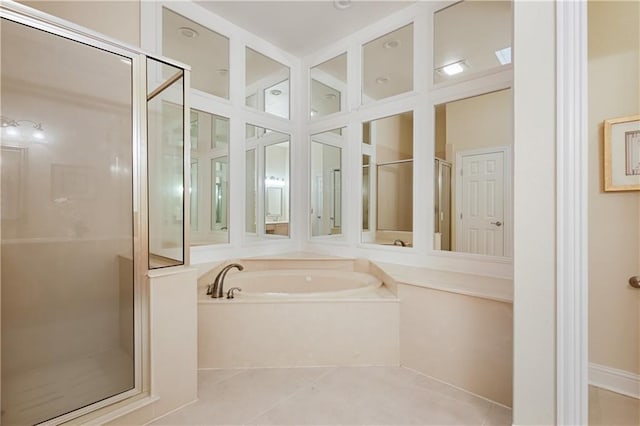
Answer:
556, 1, 589, 425
589, 363, 640, 400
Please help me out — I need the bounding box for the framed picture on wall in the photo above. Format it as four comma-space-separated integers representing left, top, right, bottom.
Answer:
603, 114, 640, 191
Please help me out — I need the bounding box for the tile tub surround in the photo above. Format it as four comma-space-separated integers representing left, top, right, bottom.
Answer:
150, 366, 512, 425
399, 284, 513, 407
198, 295, 400, 368
198, 258, 400, 368
197, 256, 512, 406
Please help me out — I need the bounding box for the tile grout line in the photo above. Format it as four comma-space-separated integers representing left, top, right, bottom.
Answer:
243, 367, 337, 425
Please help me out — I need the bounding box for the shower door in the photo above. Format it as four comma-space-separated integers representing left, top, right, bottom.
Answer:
1, 16, 138, 425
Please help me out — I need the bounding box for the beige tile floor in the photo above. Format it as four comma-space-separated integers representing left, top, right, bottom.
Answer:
150, 366, 512, 425
589, 385, 640, 426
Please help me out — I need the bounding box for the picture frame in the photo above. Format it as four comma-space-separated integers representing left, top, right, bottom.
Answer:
603, 114, 640, 191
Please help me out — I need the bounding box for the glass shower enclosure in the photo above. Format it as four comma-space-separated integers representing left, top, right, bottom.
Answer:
0, 3, 189, 424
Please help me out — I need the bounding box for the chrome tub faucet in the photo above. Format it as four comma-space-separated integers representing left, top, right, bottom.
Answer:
207, 263, 244, 298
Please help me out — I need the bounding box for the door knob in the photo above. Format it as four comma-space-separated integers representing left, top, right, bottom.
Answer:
629, 276, 640, 289
491, 221, 502, 227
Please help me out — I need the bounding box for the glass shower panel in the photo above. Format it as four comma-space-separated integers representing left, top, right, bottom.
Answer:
147, 58, 185, 268
1, 18, 135, 425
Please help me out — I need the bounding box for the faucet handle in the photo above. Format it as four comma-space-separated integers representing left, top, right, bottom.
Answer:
226, 287, 242, 299
206, 284, 213, 295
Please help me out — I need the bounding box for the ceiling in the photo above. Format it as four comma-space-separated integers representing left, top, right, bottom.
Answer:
196, 1, 416, 57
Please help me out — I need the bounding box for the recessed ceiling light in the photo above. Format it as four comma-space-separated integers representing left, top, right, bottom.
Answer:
436, 60, 467, 76
324, 93, 337, 100
334, 0, 352, 10
495, 47, 512, 65
383, 40, 400, 49
178, 27, 198, 39
270, 89, 282, 96
375, 76, 390, 84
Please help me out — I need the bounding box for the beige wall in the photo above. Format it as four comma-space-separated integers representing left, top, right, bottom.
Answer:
445, 89, 512, 160
399, 284, 513, 407
20, 1, 141, 47
588, 0, 640, 375
443, 89, 513, 250
374, 112, 413, 163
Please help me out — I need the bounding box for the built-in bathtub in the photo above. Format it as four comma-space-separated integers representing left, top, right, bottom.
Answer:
198, 258, 400, 369
225, 269, 383, 299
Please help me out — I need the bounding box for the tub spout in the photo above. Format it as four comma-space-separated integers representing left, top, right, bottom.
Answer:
211, 263, 244, 298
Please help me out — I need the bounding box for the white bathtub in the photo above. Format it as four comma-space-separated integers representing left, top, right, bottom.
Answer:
198, 259, 400, 369
224, 269, 382, 299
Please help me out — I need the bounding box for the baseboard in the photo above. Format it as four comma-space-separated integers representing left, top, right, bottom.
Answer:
589, 363, 640, 399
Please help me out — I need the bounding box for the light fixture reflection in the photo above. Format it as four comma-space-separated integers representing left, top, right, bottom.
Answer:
1, 116, 47, 142
265, 176, 285, 187
435, 60, 467, 77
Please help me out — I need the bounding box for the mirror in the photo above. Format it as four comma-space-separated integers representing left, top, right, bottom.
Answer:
310, 128, 344, 237
362, 155, 370, 231
434, 1, 512, 84
361, 112, 413, 247
245, 148, 257, 234
433, 89, 513, 256
245, 125, 290, 237
245, 48, 290, 119
162, 8, 229, 99
362, 24, 413, 103
310, 53, 347, 118
189, 109, 229, 245
264, 141, 290, 236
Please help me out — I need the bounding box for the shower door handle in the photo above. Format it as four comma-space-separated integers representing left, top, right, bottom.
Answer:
629, 276, 640, 289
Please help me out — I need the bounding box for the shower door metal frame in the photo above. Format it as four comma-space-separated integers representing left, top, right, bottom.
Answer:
0, 2, 190, 424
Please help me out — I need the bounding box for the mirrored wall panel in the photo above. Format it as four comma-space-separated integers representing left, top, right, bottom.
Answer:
310, 128, 344, 237
362, 24, 413, 103
162, 8, 229, 98
434, 1, 512, 84
245, 148, 257, 234
190, 109, 229, 245
265, 141, 290, 236
245, 48, 290, 119
310, 53, 347, 118
433, 89, 512, 256
147, 59, 185, 268
361, 112, 413, 247
245, 125, 291, 238
362, 155, 371, 231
